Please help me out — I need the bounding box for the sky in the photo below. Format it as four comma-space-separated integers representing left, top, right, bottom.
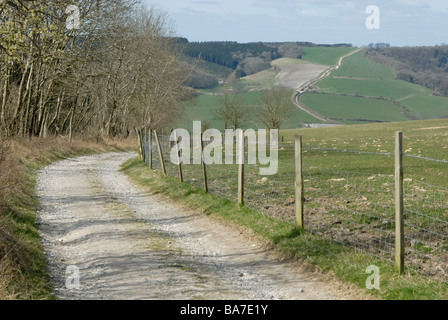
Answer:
142, 0, 448, 47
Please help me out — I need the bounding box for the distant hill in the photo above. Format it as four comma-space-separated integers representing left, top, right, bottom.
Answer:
176, 39, 448, 129
176, 38, 352, 89
299, 50, 448, 124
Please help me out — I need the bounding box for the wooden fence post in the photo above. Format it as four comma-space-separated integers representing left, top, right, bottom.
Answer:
174, 130, 184, 183
200, 132, 208, 193
395, 131, 405, 274
136, 128, 142, 161
154, 130, 167, 176
141, 128, 145, 162
141, 128, 146, 163
295, 135, 304, 229
238, 130, 245, 206
148, 128, 153, 169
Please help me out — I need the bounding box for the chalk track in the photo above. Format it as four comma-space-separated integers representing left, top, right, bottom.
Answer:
37, 152, 364, 300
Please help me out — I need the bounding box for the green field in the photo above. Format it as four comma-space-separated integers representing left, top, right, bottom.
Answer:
281, 118, 448, 184
186, 47, 448, 128
331, 51, 396, 79
176, 91, 323, 131
300, 50, 448, 123
313, 77, 448, 121
300, 93, 409, 124
316, 78, 428, 100
180, 47, 360, 130
404, 95, 448, 119
301, 47, 354, 66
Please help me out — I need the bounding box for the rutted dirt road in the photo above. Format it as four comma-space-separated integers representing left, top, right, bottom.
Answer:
36, 152, 364, 300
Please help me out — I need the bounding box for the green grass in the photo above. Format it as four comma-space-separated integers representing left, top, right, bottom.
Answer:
331, 51, 396, 79
403, 95, 448, 119
316, 78, 430, 100
281, 118, 448, 186
299, 93, 409, 124
239, 70, 278, 90
300, 50, 448, 123
195, 58, 234, 79
271, 58, 309, 67
181, 47, 367, 129
302, 47, 355, 66
176, 91, 322, 131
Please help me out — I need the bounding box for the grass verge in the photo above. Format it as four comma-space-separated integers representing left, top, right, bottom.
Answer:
122, 159, 448, 300
0, 136, 134, 300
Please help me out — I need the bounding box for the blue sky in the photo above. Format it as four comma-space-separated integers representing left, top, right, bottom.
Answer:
143, 0, 448, 46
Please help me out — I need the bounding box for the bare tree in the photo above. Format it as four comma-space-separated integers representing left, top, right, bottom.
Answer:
257, 88, 293, 130
0, 0, 190, 138
216, 92, 249, 129
216, 92, 233, 129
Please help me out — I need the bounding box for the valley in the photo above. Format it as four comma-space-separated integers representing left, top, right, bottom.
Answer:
179, 43, 448, 130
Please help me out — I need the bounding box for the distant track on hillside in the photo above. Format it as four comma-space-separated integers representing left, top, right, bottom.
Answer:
293, 48, 363, 124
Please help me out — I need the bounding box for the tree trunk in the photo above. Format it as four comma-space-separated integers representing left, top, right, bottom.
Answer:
69, 109, 74, 142
1, 65, 10, 126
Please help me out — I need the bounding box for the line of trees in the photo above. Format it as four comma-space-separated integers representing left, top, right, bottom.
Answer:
183, 41, 280, 71
0, 0, 190, 139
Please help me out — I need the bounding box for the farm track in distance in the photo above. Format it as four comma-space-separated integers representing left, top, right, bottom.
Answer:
292, 49, 362, 124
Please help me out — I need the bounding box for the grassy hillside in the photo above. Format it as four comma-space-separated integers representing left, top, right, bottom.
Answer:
180, 47, 362, 130
183, 47, 448, 129
301, 47, 354, 66
281, 117, 448, 186
331, 51, 396, 79
316, 78, 427, 99
404, 95, 448, 119
300, 93, 410, 123
300, 51, 448, 124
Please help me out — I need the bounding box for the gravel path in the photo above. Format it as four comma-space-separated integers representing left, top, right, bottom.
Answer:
36, 152, 357, 300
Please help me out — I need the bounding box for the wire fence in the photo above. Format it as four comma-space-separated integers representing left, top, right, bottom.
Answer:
136, 128, 448, 283
403, 179, 448, 279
